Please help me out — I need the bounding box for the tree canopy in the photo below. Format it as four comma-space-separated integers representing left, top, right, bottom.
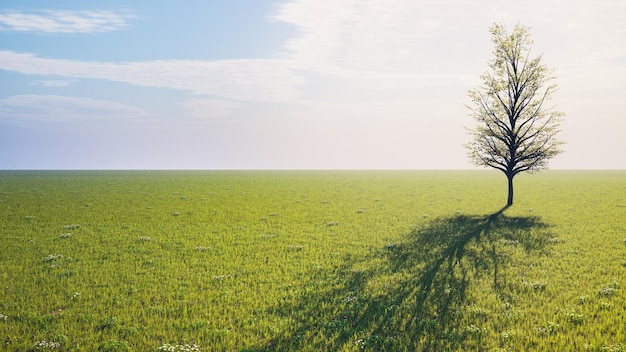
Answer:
466, 23, 564, 205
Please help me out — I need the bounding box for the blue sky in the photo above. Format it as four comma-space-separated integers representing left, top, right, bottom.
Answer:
1, 0, 625, 169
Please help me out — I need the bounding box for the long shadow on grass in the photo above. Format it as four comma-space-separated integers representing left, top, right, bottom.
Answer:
253, 206, 555, 351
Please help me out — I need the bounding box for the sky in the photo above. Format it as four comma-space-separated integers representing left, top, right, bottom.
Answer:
0, 0, 624, 170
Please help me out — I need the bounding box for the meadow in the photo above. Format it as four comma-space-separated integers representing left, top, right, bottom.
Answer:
0, 170, 624, 351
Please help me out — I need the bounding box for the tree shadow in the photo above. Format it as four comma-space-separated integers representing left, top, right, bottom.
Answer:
251, 206, 555, 351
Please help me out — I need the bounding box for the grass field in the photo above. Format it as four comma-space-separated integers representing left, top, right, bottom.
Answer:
0, 170, 624, 351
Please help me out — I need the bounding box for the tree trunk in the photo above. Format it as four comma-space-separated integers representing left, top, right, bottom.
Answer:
507, 173, 514, 206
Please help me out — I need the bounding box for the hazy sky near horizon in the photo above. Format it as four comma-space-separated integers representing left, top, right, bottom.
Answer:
1, 0, 624, 169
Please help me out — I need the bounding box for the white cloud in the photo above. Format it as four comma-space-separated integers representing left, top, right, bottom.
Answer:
274, 0, 626, 94
0, 51, 301, 102
274, 0, 488, 87
0, 95, 146, 122
0, 9, 134, 33
3, 1, 623, 107
31, 79, 73, 87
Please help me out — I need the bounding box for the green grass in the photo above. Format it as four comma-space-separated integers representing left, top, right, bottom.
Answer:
0, 170, 624, 351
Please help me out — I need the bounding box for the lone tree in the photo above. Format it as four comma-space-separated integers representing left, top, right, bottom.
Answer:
467, 23, 564, 206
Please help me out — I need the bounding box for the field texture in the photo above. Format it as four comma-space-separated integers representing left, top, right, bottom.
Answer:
0, 170, 625, 351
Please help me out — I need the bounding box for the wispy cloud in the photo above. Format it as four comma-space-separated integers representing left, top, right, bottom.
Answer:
0, 95, 146, 122
0, 9, 134, 33
31, 79, 74, 87
274, 0, 626, 94
1, 0, 624, 121
0, 51, 301, 102
274, 0, 487, 87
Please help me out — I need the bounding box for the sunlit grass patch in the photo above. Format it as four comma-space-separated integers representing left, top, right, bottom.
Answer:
0, 170, 624, 350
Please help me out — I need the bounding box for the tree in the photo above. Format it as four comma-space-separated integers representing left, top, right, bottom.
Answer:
466, 23, 564, 206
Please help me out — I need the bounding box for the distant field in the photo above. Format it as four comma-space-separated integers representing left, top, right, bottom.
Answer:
0, 170, 624, 351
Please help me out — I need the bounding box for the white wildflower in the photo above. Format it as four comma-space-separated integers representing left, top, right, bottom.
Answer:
33, 340, 61, 350
43, 254, 63, 262
157, 343, 201, 352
